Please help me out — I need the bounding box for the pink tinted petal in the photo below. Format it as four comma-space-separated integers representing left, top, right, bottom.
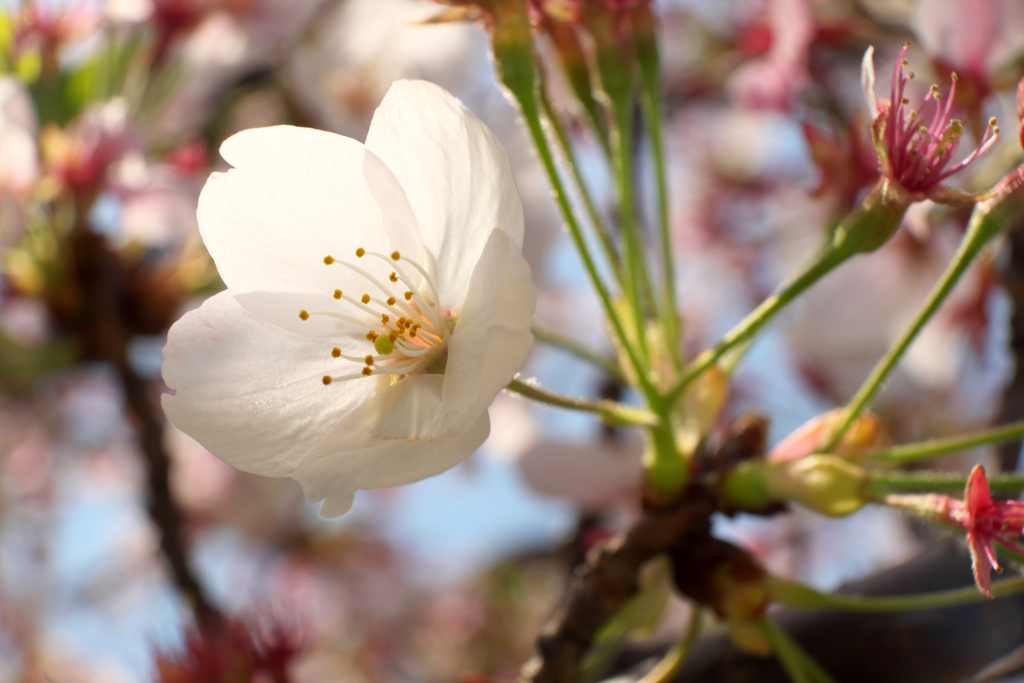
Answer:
965, 464, 994, 519
968, 533, 995, 597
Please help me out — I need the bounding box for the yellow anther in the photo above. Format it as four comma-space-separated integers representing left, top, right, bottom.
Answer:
397, 316, 407, 325
389, 332, 398, 343
908, 71, 915, 79
387, 297, 397, 306
990, 117, 998, 126
382, 313, 390, 323
324, 255, 335, 265
334, 289, 343, 299
299, 310, 309, 321
404, 291, 413, 301
366, 330, 379, 342
332, 347, 341, 358
322, 376, 332, 385
361, 294, 371, 304
951, 72, 958, 81
389, 272, 398, 283
391, 251, 400, 260
356, 248, 366, 257
365, 355, 374, 365
361, 367, 373, 376
409, 328, 417, 337
994, 126, 1000, 135
901, 98, 909, 105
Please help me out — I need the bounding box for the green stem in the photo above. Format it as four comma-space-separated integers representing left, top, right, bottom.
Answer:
665, 181, 904, 405
636, 609, 703, 683
762, 616, 838, 683
532, 324, 625, 382
539, 88, 623, 285
863, 421, 1024, 465
666, 242, 851, 405
639, 77, 681, 372
506, 377, 659, 427
516, 92, 657, 400
772, 575, 1024, 612
866, 470, 1024, 495
823, 196, 1008, 452
759, 617, 811, 683
611, 99, 655, 359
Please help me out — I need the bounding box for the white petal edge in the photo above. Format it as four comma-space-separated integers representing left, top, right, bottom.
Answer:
861, 46, 878, 120
161, 291, 375, 477
442, 229, 536, 432
293, 374, 490, 517
198, 125, 388, 295
364, 80, 524, 310
362, 148, 425, 263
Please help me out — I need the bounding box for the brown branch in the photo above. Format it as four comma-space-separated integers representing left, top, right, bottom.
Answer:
998, 221, 1024, 472
521, 416, 771, 683
611, 541, 1024, 683
520, 497, 713, 683
61, 225, 218, 625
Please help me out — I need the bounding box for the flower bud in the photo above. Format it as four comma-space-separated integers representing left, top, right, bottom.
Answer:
722, 455, 868, 517
767, 408, 880, 463
676, 366, 729, 457
767, 455, 869, 517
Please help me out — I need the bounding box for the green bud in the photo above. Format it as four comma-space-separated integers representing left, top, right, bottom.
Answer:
721, 455, 869, 517
766, 455, 869, 517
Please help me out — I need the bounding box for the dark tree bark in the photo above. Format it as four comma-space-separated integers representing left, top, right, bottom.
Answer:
613, 542, 1024, 683
998, 223, 1024, 473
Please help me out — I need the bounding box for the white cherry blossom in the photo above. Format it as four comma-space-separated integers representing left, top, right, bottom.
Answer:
162, 80, 535, 516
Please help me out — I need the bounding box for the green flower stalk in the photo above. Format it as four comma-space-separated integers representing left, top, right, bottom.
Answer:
824, 164, 1024, 451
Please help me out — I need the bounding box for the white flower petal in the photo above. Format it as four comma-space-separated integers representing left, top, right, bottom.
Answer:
198, 126, 389, 295
293, 374, 490, 516
861, 46, 878, 120
362, 148, 424, 261
364, 80, 524, 309
162, 291, 374, 477
234, 290, 376, 340
442, 229, 535, 432
519, 436, 644, 511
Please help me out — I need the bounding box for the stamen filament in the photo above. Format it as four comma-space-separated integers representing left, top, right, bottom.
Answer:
393, 340, 442, 357
333, 260, 420, 319
369, 253, 443, 333
306, 310, 377, 328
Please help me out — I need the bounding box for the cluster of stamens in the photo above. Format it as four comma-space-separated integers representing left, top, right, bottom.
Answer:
883, 43, 998, 193
297, 247, 449, 386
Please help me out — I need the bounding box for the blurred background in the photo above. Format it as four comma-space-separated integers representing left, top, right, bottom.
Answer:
0, 0, 1022, 680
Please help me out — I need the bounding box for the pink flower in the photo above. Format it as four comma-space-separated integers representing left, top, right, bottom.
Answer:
889, 464, 1024, 597
727, 0, 814, 112
955, 465, 1024, 597
862, 44, 999, 206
